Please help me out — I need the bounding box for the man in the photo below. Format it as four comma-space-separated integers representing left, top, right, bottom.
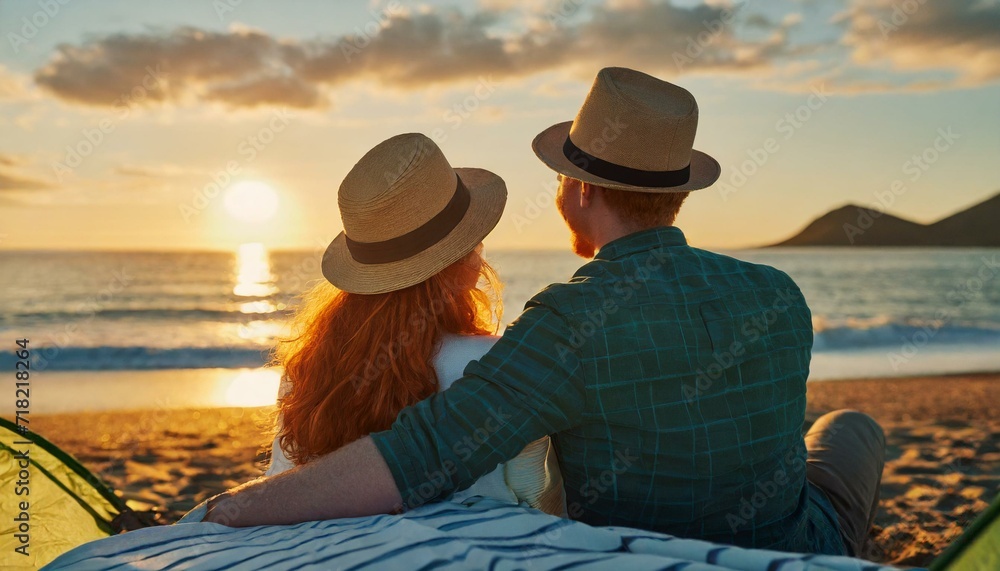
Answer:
206, 67, 885, 557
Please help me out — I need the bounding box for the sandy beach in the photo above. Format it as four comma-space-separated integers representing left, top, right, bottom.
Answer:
32, 373, 999, 568
806, 374, 999, 566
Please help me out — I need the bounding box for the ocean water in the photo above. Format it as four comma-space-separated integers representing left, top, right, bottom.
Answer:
2, 246, 998, 412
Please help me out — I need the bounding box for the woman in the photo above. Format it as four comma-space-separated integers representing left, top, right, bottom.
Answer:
264, 133, 564, 515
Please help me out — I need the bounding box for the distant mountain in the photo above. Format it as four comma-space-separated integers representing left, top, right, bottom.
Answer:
927, 192, 1000, 246
770, 191, 1000, 247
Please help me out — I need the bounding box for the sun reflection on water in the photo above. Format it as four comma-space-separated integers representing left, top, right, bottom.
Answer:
234, 242, 278, 305
218, 368, 283, 408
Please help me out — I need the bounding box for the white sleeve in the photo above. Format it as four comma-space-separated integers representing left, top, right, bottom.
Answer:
265, 376, 296, 477
435, 335, 566, 516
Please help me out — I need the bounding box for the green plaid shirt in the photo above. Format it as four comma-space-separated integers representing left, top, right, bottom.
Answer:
371, 227, 846, 555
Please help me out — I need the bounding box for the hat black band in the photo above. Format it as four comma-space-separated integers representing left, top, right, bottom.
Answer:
345, 175, 471, 265
563, 136, 691, 187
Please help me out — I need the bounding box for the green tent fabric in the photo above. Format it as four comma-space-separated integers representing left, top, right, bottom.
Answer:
0, 416, 127, 569
930, 492, 1000, 571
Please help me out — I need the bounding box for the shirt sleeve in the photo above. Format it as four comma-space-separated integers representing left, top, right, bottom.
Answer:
370, 300, 586, 509
265, 375, 296, 476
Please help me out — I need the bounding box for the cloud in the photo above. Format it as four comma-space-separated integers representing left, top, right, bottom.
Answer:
113, 163, 201, 178
0, 156, 50, 194
0, 170, 52, 192
295, 3, 806, 85
0, 154, 26, 167
0, 65, 29, 100
541, 1, 804, 76
298, 10, 520, 87
32, 2, 799, 109
34, 26, 290, 108
203, 73, 324, 108
838, 0, 1000, 88
36, 0, 997, 106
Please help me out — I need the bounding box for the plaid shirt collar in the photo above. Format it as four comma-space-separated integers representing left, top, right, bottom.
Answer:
594, 226, 688, 262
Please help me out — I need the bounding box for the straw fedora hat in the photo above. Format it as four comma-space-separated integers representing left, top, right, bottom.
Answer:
533, 67, 720, 193
322, 133, 507, 295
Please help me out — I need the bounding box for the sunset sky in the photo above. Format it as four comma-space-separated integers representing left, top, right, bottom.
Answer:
1, 0, 998, 251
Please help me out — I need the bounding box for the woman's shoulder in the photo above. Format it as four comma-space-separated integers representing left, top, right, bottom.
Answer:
433, 333, 501, 389
439, 333, 501, 354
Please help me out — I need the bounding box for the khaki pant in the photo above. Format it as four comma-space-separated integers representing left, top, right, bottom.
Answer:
805, 410, 887, 557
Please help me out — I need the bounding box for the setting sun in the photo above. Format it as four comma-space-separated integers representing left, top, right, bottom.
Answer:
225, 181, 280, 223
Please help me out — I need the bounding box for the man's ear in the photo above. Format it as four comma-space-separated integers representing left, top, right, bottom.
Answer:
580, 182, 595, 208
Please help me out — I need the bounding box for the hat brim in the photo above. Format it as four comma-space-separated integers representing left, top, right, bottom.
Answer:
532, 121, 721, 193
322, 167, 506, 295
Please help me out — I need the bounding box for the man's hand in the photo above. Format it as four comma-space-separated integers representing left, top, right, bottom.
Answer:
201, 436, 403, 527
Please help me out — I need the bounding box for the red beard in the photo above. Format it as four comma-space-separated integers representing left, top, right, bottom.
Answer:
557, 187, 597, 259
569, 230, 596, 258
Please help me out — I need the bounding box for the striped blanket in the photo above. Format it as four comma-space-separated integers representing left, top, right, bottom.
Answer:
44, 498, 906, 571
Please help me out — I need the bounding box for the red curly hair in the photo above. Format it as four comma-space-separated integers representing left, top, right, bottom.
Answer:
272, 249, 502, 465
